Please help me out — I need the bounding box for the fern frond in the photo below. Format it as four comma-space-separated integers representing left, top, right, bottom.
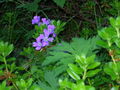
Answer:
43, 36, 99, 66
38, 71, 58, 90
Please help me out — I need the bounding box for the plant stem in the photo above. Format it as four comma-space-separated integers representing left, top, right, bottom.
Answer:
88, 78, 92, 86
109, 50, 119, 80
56, 37, 59, 43
3, 56, 19, 90
12, 82, 19, 90
3, 57, 8, 73
107, 41, 117, 65
110, 52, 117, 65
82, 68, 87, 81
107, 40, 119, 78
94, 2, 98, 28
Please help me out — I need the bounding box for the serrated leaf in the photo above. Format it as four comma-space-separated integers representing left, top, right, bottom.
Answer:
44, 71, 58, 89
53, 65, 67, 77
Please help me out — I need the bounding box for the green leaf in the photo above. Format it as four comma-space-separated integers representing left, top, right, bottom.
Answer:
116, 16, 120, 28
43, 37, 98, 76
7, 57, 16, 62
27, 78, 33, 88
109, 17, 116, 28
53, 65, 67, 77
59, 78, 73, 89
98, 27, 116, 41
10, 63, 16, 72
31, 65, 38, 74
68, 64, 83, 75
75, 55, 86, 67
0, 81, 11, 90
67, 69, 80, 81
104, 62, 118, 80
87, 62, 100, 69
86, 86, 95, 90
96, 40, 109, 48
71, 81, 86, 90
44, 71, 58, 89
52, 0, 66, 8
86, 69, 101, 77
38, 71, 58, 90
115, 39, 120, 48
111, 87, 119, 90
86, 55, 96, 64
51, 20, 66, 35
0, 41, 14, 57
17, 0, 41, 12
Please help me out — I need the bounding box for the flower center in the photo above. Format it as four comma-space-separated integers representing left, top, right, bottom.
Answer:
44, 37, 48, 41
38, 42, 42, 46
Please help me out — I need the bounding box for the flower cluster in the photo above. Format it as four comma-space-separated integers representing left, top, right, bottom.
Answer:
32, 16, 56, 50
32, 16, 50, 26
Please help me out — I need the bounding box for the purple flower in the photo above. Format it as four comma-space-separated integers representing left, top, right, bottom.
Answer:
32, 16, 40, 24
32, 34, 43, 50
41, 18, 50, 25
42, 29, 54, 46
32, 16, 56, 50
47, 25, 55, 30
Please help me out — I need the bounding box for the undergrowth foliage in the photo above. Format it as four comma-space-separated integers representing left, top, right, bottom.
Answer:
0, 9, 120, 90
42, 37, 98, 67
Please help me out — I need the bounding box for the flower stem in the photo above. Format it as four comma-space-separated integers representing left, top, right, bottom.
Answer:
3, 57, 8, 73
56, 37, 59, 43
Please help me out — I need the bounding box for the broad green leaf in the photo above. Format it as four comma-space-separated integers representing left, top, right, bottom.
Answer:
75, 55, 86, 66
0, 81, 11, 90
116, 16, 120, 28
115, 39, 120, 48
7, 57, 16, 62
0, 42, 13, 57
71, 81, 86, 90
67, 69, 80, 81
27, 78, 33, 88
59, 78, 73, 89
111, 87, 119, 90
96, 40, 109, 48
98, 27, 116, 41
104, 62, 118, 80
86, 55, 95, 64
86, 86, 95, 90
109, 17, 116, 28
86, 69, 101, 77
87, 62, 100, 69
68, 64, 83, 75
